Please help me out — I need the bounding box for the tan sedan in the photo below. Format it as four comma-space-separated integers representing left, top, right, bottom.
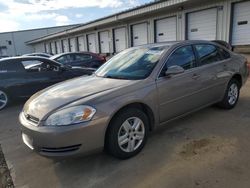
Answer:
19, 41, 249, 159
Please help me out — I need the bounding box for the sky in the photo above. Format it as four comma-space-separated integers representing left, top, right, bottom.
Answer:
0, 0, 152, 32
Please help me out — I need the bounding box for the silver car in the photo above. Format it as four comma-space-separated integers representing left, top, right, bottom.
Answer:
19, 41, 249, 159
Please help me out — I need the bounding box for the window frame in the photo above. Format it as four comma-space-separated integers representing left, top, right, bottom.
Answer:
157, 44, 198, 78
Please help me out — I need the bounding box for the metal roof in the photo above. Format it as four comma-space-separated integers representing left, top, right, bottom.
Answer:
26, 0, 188, 44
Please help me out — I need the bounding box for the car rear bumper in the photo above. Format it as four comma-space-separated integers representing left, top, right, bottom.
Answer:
19, 112, 109, 157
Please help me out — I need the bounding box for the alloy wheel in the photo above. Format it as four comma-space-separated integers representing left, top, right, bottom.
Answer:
228, 83, 238, 105
118, 117, 145, 153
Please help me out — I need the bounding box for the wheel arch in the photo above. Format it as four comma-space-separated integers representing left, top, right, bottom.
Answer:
231, 73, 242, 88
104, 102, 155, 148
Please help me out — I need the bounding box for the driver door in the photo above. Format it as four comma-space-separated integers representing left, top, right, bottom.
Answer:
20, 59, 64, 96
156, 45, 204, 123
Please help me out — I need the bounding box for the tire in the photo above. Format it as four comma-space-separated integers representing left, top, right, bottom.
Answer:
217, 79, 240, 109
0, 90, 9, 110
106, 108, 149, 159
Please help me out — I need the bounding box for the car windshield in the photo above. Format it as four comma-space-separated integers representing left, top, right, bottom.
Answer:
95, 46, 167, 80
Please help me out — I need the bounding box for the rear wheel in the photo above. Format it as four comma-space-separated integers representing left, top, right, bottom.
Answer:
0, 90, 8, 110
106, 108, 149, 159
217, 79, 240, 109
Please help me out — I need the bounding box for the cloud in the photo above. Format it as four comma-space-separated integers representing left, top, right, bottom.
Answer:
75, 14, 83, 18
0, 0, 142, 31
0, 19, 20, 32
55, 15, 70, 26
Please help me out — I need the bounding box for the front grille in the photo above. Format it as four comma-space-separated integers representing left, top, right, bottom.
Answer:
24, 112, 39, 125
40, 144, 81, 153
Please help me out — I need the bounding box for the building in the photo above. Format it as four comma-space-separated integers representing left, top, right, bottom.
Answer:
0, 24, 78, 57
27, 0, 250, 56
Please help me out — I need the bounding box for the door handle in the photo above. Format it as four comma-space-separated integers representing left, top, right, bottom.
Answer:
192, 73, 200, 80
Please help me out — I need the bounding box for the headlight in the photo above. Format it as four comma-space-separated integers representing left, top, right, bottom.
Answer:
45, 105, 96, 126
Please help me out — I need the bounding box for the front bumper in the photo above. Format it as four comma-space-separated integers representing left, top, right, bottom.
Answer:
19, 112, 109, 157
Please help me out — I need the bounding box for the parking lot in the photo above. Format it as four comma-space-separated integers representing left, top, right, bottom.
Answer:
0, 79, 249, 188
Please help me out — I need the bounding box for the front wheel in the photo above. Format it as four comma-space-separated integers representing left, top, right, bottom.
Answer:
106, 108, 149, 159
217, 79, 240, 109
0, 90, 9, 110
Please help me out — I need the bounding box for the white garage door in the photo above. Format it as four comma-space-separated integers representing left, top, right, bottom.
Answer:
132, 23, 148, 46
70, 38, 77, 52
56, 41, 62, 54
78, 36, 85, 51
187, 8, 217, 40
155, 17, 177, 42
87, 34, 97, 53
114, 27, 126, 52
62, 39, 69, 52
99, 31, 110, 53
51, 42, 56, 55
232, 1, 250, 45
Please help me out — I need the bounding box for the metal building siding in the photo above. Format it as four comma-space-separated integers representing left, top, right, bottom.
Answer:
56, 40, 62, 54
232, 1, 250, 45
70, 38, 77, 52
51, 42, 56, 54
155, 16, 177, 42
78, 36, 85, 51
45, 43, 50, 53
187, 8, 218, 40
99, 31, 110, 53
62, 39, 69, 52
114, 27, 127, 52
131, 23, 148, 46
87, 34, 97, 53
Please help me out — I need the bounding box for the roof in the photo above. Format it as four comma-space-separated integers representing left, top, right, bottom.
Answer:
27, 0, 188, 44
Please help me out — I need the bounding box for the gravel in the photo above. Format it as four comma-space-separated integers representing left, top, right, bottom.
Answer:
0, 145, 14, 188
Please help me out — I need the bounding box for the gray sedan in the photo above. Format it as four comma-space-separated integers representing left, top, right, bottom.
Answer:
19, 41, 249, 159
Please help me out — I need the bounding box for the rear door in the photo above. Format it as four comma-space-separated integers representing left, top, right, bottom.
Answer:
0, 60, 30, 98
156, 45, 203, 123
193, 44, 231, 104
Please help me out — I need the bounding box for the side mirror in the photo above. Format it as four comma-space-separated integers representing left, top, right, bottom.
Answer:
165, 65, 185, 76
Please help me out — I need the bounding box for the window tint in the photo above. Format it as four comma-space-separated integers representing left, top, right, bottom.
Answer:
56, 55, 70, 64
21, 60, 58, 72
160, 45, 195, 76
75, 54, 92, 61
195, 44, 223, 66
218, 47, 231, 60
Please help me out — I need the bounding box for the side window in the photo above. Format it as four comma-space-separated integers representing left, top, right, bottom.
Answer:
21, 60, 58, 72
56, 55, 69, 64
0, 61, 25, 72
218, 47, 231, 60
195, 44, 223, 66
160, 45, 195, 76
75, 54, 92, 61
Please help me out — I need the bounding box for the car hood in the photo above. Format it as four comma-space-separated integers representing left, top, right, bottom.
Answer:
23, 75, 134, 120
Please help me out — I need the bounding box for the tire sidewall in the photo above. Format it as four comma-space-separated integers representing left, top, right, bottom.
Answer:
107, 108, 149, 159
224, 79, 240, 109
